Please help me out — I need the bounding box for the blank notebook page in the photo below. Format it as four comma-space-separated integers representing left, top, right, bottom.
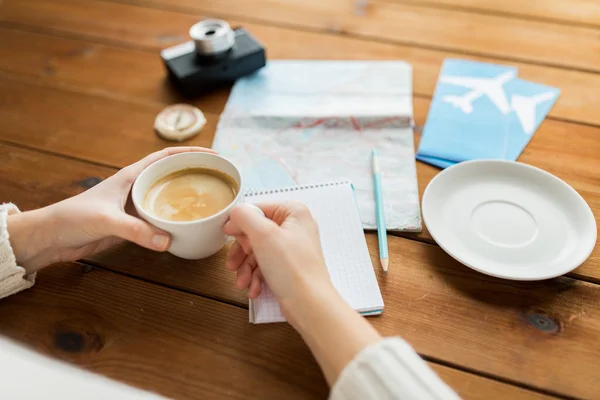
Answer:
245, 182, 384, 324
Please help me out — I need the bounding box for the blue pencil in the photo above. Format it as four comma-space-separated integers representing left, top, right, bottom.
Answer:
371, 149, 389, 274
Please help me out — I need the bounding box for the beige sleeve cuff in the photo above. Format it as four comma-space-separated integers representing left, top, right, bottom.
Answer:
0, 204, 36, 299
330, 337, 461, 400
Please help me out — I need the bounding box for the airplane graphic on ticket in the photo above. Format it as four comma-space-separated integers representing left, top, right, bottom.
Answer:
416, 59, 560, 168
441, 70, 557, 135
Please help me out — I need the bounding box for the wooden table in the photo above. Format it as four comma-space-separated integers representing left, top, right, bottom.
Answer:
1, 1, 599, 399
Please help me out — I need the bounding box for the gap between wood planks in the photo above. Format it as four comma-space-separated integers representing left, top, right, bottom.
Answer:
75, 260, 569, 399
418, 355, 576, 400
0, 137, 121, 171
77, 260, 246, 308
0, 20, 154, 53
94, 0, 600, 76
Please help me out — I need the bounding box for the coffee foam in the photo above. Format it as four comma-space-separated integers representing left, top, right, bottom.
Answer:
144, 168, 237, 221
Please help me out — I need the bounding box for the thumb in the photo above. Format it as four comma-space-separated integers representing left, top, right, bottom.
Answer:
226, 205, 278, 242
109, 214, 171, 251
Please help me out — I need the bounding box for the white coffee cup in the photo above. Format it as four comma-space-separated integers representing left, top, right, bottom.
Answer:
132, 152, 244, 259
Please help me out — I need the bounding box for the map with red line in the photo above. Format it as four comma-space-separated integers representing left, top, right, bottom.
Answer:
212, 61, 421, 232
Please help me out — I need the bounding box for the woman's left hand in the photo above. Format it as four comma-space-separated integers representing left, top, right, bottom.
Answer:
7, 147, 216, 273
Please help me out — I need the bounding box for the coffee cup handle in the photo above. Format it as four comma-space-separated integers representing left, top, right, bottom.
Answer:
225, 204, 266, 244
245, 203, 266, 218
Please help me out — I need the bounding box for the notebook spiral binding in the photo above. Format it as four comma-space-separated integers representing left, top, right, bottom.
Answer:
244, 181, 350, 197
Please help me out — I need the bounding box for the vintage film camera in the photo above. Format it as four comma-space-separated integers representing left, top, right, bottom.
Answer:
161, 19, 266, 96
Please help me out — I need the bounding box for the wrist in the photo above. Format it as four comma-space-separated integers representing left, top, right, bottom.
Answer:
283, 278, 382, 386
281, 278, 342, 331
7, 208, 58, 273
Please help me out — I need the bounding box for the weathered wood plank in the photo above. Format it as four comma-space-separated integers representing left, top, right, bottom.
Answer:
0, 262, 557, 399
2, 2, 600, 126
1, 143, 598, 398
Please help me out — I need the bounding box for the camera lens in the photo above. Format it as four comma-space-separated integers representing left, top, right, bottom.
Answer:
189, 19, 235, 56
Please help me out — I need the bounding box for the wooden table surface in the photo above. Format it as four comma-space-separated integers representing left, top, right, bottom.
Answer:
1, 1, 599, 399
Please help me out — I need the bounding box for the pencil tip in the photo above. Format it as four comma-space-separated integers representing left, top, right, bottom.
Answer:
381, 258, 389, 273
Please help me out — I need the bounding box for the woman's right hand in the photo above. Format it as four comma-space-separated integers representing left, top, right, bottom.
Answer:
224, 202, 382, 386
223, 202, 336, 323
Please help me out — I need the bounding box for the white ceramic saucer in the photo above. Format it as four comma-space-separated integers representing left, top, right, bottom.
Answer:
422, 160, 596, 280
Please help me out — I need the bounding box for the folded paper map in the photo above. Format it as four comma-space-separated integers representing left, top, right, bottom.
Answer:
213, 60, 421, 231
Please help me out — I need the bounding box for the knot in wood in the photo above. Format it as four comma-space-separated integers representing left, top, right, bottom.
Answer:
54, 324, 104, 354
522, 312, 560, 334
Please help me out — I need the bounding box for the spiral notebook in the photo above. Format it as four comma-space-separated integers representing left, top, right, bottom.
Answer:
244, 181, 384, 324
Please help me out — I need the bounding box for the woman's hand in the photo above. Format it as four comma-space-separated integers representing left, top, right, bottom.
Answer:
224, 202, 382, 385
224, 202, 335, 316
7, 147, 215, 273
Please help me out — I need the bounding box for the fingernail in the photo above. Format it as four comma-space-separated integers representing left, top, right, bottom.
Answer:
152, 233, 170, 250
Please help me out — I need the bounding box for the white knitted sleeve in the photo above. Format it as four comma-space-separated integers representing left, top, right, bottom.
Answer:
0, 204, 35, 299
330, 338, 461, 400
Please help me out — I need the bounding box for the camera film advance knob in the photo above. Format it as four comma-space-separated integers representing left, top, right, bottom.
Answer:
154, 104, 206, 142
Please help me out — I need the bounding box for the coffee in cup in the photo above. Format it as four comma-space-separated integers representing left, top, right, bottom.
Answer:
132, 152, 244, 259
143, 168, 239, 222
